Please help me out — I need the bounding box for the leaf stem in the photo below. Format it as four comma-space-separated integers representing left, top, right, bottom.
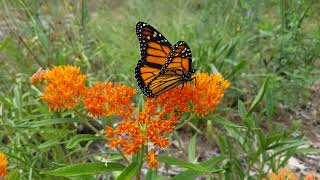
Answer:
116, 146, 130, 165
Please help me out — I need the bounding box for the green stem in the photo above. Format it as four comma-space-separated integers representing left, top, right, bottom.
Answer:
136, 146, 145, 180
187, 121, 202, 134
73, 110, 101, 135
175, 114, 194, 130
173, 131, 184, 152
241, 126, 250, 150
116, 146, 130, 165
73, 110, 130, 165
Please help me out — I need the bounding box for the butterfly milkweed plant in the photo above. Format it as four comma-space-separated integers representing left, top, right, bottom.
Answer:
14, 64, 313, 180
28, 65, 229, 179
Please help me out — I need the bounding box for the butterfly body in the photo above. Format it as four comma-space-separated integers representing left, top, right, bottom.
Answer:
135, 22, 196, 98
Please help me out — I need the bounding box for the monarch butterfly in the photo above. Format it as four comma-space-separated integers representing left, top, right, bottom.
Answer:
135, 22, 196, 98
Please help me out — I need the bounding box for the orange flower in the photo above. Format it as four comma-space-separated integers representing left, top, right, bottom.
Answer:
191, 73, 230, 116
105, 121, 146, 155
304, 175, 316, 180
41, 65, 86, 111
263, 168, 320, 180
147, 148, 158, 169
30, 68, 47, 84
148, 73, 230, 116
0, 152, 8, 177
266, 169, 296, 180
82, 82, 136, 119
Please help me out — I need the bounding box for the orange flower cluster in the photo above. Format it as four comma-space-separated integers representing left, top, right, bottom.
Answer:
105, 107, 178, 168
0, 152, 8, 177
82, 82, 136, 119
41, 65, 86, 111
37, 66, 229, 169
148, 73, 230, 116
263, 168, 319, 180
104, 100, 178, 151
105, 73, 229, 169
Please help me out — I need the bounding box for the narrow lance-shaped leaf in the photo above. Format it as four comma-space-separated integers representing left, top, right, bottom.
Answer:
237, 100, 247, 120
188, 133, 197, 163
42, 162, 125, 177
158, 156, 223, 173
247, 76, 269, 116
67, 134, 104, 149
265, 78, 273, 123
15, 118, 78, 128
172, 156, 225, 180
227, 61, 246, 80
116, 162, 140, 180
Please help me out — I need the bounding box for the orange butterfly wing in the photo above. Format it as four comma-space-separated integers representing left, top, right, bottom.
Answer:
135, 22, 172, 97
147, 41, 195, 97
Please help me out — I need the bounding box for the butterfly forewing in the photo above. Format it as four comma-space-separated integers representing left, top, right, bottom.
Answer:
135, 22, 172, 97
136, 22, 171, 63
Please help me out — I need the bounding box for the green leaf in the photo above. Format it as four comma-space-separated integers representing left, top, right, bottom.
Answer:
145, 168, 157, 180
206, 120, 213, 140
265, 79, 273, 122
5, 170, 20, 180
265, 133, 282, 147
172, 156, 225, 180
216, 136, 228, 155
42, 162, 124, 177
38, 139, 59, 150
227, 61, 246, 80
158, 156, 223, 173
67, 134, 103, 149
225, 40, 237, 58
296, 147, 320, 154
116, 162, 140, 180
248, 76, 269, 116
33, 25, 49, 50
171, 171, 202, 180
225, 126, 246, 150
15, 118, 77, 128
138, 94, 145, 113
213, 116, 246, 129
0, 37, 10, 52
188, 133, 197, 163
237, 100, 247, 120
69, 175, 96, 180
267, 141, 304, 161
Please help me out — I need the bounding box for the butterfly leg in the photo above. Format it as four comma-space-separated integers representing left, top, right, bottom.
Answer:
193, 76, 199, 89
188, 76, 198, 89
179, 82, 185, 95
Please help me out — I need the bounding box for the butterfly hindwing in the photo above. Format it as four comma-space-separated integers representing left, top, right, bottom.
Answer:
146, 41, 194, 97
147, 70, 183, 96
163, 41, 192, 74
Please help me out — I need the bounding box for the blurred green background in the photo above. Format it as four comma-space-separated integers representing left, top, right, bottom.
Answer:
0, 0, 319, 179
1, 0, 319, 106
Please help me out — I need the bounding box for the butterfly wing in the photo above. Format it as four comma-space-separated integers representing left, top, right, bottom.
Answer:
163, 41, 192, 74
135, 22, 172, 97
146, 41, 194, 97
